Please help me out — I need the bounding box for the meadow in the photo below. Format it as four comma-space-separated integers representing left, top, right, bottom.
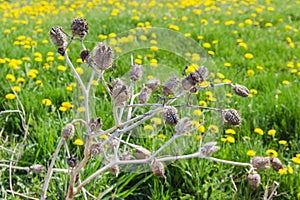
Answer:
0, 0, 300, 199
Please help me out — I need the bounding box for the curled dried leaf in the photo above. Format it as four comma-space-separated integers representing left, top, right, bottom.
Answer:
120, 151, 135, 161
109, 165, 120, 176
89, 117, 102, 132
151, 159, 165, 178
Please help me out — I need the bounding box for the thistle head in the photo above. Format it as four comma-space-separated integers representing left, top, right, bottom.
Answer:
112, 78, 129, 106
93, 43, 114, 70
200, 141, 220, 156
222, 109, 241, 125
233, 84, 250, 97
146, 77, 160, 91
71, 18, 88, 38
162, 76, 180, 97
270, 157, 284, 171
62, 123, 75, 139
130, 64, 143, 81
247, 171, 261, 188
175, 117, 193, 134
250, 156, 270, 170
49, 26, 67, 55
162, 106, 179, 126
151, 159, 165, 178
138, 87, 152, 104
89, 143, 102, 156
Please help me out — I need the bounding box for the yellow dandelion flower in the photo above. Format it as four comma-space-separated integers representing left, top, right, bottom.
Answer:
254, 128, 264, 136
208, 125, 219, 134
247, 69, 255, 76
62, 102, 73, 109
57, 65, 67, 71
256, 66, 264, 70
193, 109, 202, 116
35, 80, 42, 86
199, 100, 207, 107
75, 67, 84, 75
66, 86, 73, 91
266, 149, 278, 157
6, 74, 16, 82
42, 99, 52, 106
244, 53, 254, 59
150, 46, 158, 51
267, 129, 276, 136
13, 86, 21, 92
74, 139, 84, 146
59, 106, 67, 112
197, 125, 205, 133
282, 80, 290, 85
279, 140, 287, 145
292, 157, 300, 164
195, 135, 201, 140
265, 22, 273, 27
225, 129, 236, 135
247, 150, 256, 156
226, 136, 235, 143
151, 117, 162, 125
278, 168, 287, 175
203, 43, 211, 49
134, 58, 142, 64
221, 138, 227, 142
27, 71, 37, 79
77, 107, 85, 112
16, 77, 25, 85
226, 93, 232, 98
144, 125, 154, 131
288, 165, 293, 174
158, 133, 166, 139
5, 93, 16, 100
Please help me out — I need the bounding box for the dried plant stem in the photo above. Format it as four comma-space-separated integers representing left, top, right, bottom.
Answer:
0, 164, 68, 173
99, 71, 112, 96
6, 190, 39, 200
41, 138, 64, 200
0, 110, 22, 115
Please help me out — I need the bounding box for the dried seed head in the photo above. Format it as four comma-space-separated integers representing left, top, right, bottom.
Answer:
80, 49, 91, 63
112, 78, 129, 106
162, 106, 179, 126
162, 76, 180, 96
89, 117, 102, 132
89, 143, 102, 156
134, 146, 151, 159
109, 165, 120, 176
62, 123, 75, 139
49, 26, 67, 48
247, 171, 261, 188
222, 109, 241, 125
151, 159, 165, 178
108, 138, 118, 149
30, 164, 44, 174
138, 87, 152, 104
175, 117, 193, 134
182, 67, 209, 90
195, 66, 209, 83
130, 64, 143, 81
93, 43, 114, 70
146, 78, 160, 91
233, 84, 250, 97
250, 156, 270, 170
270, 157, 284, 171
120, 151, 135, 161
181, 76, 195, 91
67, 156, 78, 168
200, 141, 220, 156
71, 18, 88, 38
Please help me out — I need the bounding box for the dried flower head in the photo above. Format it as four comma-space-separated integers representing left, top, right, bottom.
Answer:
175, 117, 193, 134
270, 157, 284, 171
71, 18, 88, 38
151, 159, 165, 178
130, 64, 143, 81
138, 87, 152, 104
162, 106, 179, 126
162, 76, 180, 96
80, 49, 91, 63
62, 123, 75, 139
112, 78, 129, 106
109, 165, 120, 176
108, 138, 118, 149
233, 84, 250, 97
200, 141, 220, 156
67, 156, 78, 168
182, 66, 209, 90
222, 109, 241, 125
247, 171, 261, 188
89, 143, 102, 156
89, 117, 102, 132
120, 151, 135, 161
49, 26, 67, 48
195, 66, 209, 82
250, 156, 270, 170
93, 43, 114, 70
134, 146, 151, 159
30, 164, 44, 174
146, 78, 160, 91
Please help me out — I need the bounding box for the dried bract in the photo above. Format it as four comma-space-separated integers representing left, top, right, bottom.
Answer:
250, 156, 270, 170
67, 157, 78, 168
71, 18, 88, 38
175, 117, 193, 134
62, 123, 75, 139
222, 109, 241, 125
233, 84, 249, 97
89, 143, 102, 156
138, 87, 152, 104
30, 164, 44, 174
93, 43, 114, 70
112, 78, 129, 106
130, 64, 143, 81
162, 106, 179, 126
247, 171, 261, 188
89, 117, 102, 132
162, 76, 180, 96
270, 157, 284, 171
151, 159, 165, 178
146, 78, 160, 91
200, 141, 220, 156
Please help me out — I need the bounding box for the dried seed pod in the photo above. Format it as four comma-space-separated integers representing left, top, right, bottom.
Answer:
89, 143, 102, 156
146, 78, 160, 91
30, 164, 44, 174
162, 76, 180, 96
67, 156, 78, 168
135, 146, 151, 159
112, 78, 129, 106
233, 84, 249, 97
109, 165, 120, 176
250, 156, 270, 170
71, 18, 88, 38
175, 117, 193, 134
181, 67, 208, 90
270, 157, 284, 171
222, 109, 241, 125
49, 26, 67, 48
200, 141, 220, 156
151, 159, 165, 178
162, 106, 179, 126
138, 87, 152, 104
93, 43, 114, 70
194, 66, 209, 83
247, 171, 261, 188
62, 123, 75, 139
120, 151, 135, 160
80, 49, 90, 62
130, 64, 143, 81
89, 117, 102, 132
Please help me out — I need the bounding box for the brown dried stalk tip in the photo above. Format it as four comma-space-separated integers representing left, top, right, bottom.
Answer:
89, 117, 102, 132
62, 123, 75, 139
130, 64, 143, 81
138, 87, 152, 104
200, 141, 220, 156
67, 156, 78, 168
233, 84, 250, 97
109, 165, 120, 176
151, 159, 165, 178
146, 77, 161, 91
270, 157, 284, 171
112, 78, 129, 106
247, 171, 261, 188
49, 26, 67, 54
250, 156, 270, 170
89, 143, 102, 156
162, 76, 180, 96
222, 109, 241, 125
93, 43, 114, 70
182, 66, 209, 90
162, 106, 179, 126
29, 164, 44, 174
71, 18, 88, 38
175, 117, 193, 134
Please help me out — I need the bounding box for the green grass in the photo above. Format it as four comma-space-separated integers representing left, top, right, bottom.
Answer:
1, 0, 300, 199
